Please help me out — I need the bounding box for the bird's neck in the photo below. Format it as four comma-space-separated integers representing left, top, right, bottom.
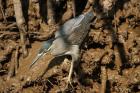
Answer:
66, 45, 79, 61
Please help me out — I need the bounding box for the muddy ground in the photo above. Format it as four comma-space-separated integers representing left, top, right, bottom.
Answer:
0, 0, 140, 93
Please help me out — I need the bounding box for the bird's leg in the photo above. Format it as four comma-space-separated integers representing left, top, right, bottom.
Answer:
67, 57, 75, 89
66, 45, 79, 88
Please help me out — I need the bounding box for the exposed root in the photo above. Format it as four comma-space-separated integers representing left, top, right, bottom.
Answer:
15, 46, 19, 74
13, 0, 29, 58
7, 51, 16, 80
100, 66, 107, 93
0, 22, 17, 30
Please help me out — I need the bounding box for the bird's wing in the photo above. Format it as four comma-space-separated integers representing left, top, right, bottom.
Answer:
67, 11, 94, 45
55, 14, 85, 38
67, 23, 89, 45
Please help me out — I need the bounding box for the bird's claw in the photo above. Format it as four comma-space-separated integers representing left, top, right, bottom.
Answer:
61, 76, 74, 90
67, 78, 74, 89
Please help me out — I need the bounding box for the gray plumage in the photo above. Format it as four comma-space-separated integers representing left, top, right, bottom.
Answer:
30, 10, 94, 84
50, 10, 94, 56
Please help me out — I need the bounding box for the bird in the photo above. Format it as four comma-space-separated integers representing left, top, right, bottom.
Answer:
30, 9, 94, 85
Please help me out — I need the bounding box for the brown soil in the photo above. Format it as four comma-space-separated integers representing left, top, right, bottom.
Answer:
0, 0, 140, 93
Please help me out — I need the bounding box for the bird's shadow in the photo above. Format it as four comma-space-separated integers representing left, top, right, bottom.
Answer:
39, 55, 68, 77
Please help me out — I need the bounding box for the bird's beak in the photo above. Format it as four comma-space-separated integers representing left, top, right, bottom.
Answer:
29, 46, 51, 68
29, 51, 45, 68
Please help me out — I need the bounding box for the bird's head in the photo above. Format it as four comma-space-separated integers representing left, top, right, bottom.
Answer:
30, 39, 54, 68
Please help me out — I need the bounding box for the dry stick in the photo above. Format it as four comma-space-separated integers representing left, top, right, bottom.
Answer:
13, 0, 28, 58
7, 51, 16, 80
0, 31, 18, 35
0, 32, 19, 40
15, 46, 19, 74
4, 22, 17, 30
0, 70, 6, 73
7, 22, 17, 29
100, 66, 107, 93
47, 0, 56, 25
0, 31, 52, 40
0, 22, 17, 30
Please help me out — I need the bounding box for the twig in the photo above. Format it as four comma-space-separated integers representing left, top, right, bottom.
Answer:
6, 22, 17, 29
100, 66, 107, 93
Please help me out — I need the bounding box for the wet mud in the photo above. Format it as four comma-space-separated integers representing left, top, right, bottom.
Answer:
0, 0, 140, 93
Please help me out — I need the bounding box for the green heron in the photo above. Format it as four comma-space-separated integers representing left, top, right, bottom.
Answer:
30, 10, 94, 84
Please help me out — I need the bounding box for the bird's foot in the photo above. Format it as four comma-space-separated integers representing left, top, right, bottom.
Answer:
67, 77, 74, 89
56, 77, 74, 93
61, 76, 74, 90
